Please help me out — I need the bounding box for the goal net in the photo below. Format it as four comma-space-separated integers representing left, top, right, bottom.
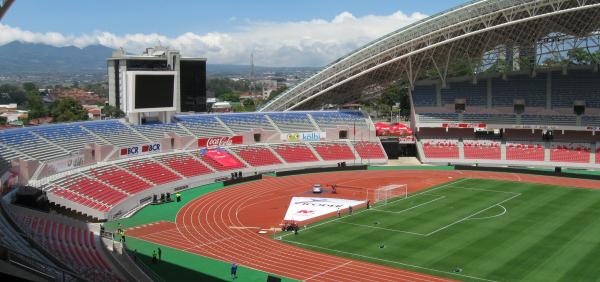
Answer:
374, 184, 408, 205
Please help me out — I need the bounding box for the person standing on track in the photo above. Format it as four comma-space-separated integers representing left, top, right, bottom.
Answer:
349, 205, 353, 215
231, 262, 238, 279
337, 208, 341, 218
152, 250, 157, 264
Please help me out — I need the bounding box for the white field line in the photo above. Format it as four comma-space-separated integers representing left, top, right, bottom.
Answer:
372, 195, 445, 214
425, 193, 521, 237
283, 240, 498, 282
304, 261, 352, 281
468, 205, 507, 220
450, 186, 521, 195
279, 178, 469, 239
337, 221, 427, 236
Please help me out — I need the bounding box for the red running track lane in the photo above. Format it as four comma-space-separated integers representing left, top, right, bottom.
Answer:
126, 170, 600, 282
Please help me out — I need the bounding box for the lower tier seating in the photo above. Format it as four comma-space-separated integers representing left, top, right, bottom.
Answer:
91, 166, 151, 194
51, 175, 127, 212
198, 149, 245, 171
352, 141, 387, 159
506, 142, 545, 161
123, 159, 182, 185
312, 142, 355, 160
155, 154, 213, 177
550, 143, 591, 163
463, 140, 501, 160
270, 143, 319, 163
422, 140, 459, 159
230, 146, 281, 166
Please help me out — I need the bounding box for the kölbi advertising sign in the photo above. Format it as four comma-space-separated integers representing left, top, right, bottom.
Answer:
281, 132, 325, 142
198, 136, 244, 148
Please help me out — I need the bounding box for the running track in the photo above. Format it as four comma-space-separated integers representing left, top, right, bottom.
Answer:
126, 170, 600, 281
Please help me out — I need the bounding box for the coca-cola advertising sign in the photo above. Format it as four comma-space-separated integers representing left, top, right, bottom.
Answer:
198, 135, 243, 147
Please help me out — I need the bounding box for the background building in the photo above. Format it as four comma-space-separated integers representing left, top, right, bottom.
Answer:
107, 46, 207, 124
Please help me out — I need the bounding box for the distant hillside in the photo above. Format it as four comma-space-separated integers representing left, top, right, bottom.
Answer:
0, 42, 320, 77
0, 41, 112, 74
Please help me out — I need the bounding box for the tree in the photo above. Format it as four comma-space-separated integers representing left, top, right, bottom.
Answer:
219, 92, 240, 102
267, 85, 288, 101
0, 116, 6, 125
102, 104, 125, 119
49, 98, 89, 122
25, 91, 48, 119
0, 84, 26, 104
377, 84, 410, 119
22, 82, 37, 93
567, 48, 597, 65
242, 99, 256, 112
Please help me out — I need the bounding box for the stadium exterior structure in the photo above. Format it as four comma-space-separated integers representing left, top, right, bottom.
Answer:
260, 0, 600, 111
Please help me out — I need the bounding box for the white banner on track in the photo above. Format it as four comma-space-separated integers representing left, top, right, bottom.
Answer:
283, 197, 365, 222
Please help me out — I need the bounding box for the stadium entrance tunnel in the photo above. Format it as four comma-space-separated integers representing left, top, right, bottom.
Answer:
381, 139, 417, 158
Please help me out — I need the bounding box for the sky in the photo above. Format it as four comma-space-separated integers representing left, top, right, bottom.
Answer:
1, 0, 467, 67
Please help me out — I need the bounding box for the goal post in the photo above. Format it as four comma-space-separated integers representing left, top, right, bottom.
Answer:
374, 184, 408, 205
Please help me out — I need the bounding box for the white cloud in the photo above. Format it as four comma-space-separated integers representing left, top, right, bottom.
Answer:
0, 11, 427, 67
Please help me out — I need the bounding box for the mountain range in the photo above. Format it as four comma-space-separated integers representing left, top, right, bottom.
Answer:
0, 41, 320, 77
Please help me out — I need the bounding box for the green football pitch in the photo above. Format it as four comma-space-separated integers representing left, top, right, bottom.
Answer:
279, 178, 600, 281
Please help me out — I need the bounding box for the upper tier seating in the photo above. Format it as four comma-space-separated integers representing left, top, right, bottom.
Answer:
154, 153, 212, 178
230, 146, 281, 166
217, 113, 276, 133
312, 142, 355, 160
51, 174, 127, 212
550, 143, 591, 163
463, 140, 501, 160
422, 139, 459, 159
352, 141, 387, 159
492, 75, 546, 107
596, 147, 600, 164
270, 143, 319, 163
309, 111, 367, 128
121, 159, 182, 185
412, 85, 436, 106
13, 214, 120, 281
91, 165, 151, 194
0, 128, 67, 161
441, 81, 486, 106
552, 71, 600, 108
133, 123, 190, 141
417, 113, 459, 124
582, 116, 600, 127
175, 115, 232, 137
462, 114, 517, 124
33, 123, 108, 152
522, 115, 577, 126
506, 142, 545, 161
81, 120, 148, 147
268, 112, 317, 132
0, 144, 31, 167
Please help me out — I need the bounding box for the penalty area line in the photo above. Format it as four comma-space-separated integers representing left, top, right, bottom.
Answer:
424, 193, 521, 237
372, 195, 445, 214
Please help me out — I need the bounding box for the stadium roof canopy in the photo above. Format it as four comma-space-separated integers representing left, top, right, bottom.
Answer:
260, 0, 600, 111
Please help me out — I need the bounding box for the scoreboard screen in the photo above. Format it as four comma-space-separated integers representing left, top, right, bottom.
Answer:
134, 74, 175, 109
